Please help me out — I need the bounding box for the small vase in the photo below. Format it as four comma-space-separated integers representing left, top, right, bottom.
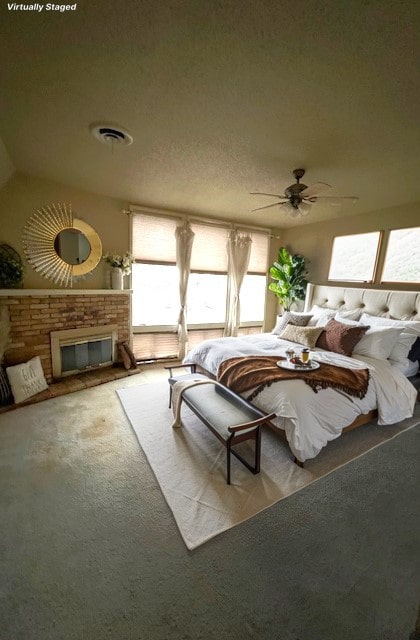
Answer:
111, 267, 124, 290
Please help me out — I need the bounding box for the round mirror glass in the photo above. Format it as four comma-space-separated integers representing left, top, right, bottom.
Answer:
54, 229, 91, 265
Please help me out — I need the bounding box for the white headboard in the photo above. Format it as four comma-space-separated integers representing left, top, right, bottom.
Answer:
304, 283, 420, 321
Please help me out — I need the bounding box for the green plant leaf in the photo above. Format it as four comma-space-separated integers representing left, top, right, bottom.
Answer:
267, 246, 308, 308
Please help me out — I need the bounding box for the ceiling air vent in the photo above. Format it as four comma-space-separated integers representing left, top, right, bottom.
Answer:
89, 123, 133, 147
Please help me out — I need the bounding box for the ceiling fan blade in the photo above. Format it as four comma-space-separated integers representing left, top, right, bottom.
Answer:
306, 196, 359, 205
300, 182, 331, 198
251, 202, 285, 212
250, 192, 284, 198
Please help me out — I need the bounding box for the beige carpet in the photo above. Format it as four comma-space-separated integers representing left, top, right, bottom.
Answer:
117, 381, 419, 551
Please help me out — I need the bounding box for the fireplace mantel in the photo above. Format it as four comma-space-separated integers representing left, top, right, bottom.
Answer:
0, 289, 132, 296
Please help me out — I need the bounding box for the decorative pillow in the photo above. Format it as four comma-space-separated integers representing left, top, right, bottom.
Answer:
307, 305, 337, 327
0, 365, 13, 405
359, 313, 420, 364
353, 326, 404, 360
6, 356, 49, 404
279, 324, 324, 349
316, 319, 369, 356
271, 311, 313, 335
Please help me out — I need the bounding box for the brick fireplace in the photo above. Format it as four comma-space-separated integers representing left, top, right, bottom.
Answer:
0, 290, 131, 383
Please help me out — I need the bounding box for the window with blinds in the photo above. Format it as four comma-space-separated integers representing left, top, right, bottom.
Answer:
132, 214, 178, 264
131, 210, 269, 360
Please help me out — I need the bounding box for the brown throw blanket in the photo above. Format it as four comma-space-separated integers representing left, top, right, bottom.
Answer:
217, 355, 370, 402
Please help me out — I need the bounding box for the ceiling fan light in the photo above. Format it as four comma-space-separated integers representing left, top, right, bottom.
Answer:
282, 202, 295, 216
298, 202, 311, 216
289, 207, 300, 218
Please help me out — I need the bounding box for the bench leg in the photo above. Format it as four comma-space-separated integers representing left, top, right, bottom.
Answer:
254, 426, 261, 474
293, 456, 304, 468
226, 428, 263, 484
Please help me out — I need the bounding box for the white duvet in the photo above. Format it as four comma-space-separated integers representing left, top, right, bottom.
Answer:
184, 333, 417, 461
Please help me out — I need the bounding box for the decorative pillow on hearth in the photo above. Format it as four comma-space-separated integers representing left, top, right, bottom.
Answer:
279, 324, 324, 349
0, 365, 13, 406
6, 356, 49, 404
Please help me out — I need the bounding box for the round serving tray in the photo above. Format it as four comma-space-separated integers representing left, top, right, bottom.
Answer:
277, 360, 320, 371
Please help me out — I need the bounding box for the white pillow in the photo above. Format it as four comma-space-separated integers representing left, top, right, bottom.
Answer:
6, 356, 49, 404
334, 313, 360, 325
335, 309, 361, 321
360, 313, 420, 365
360, 313, 420, 335
307, 305, 336, 327
390, 359, 419, 377
353, 326, 403, 360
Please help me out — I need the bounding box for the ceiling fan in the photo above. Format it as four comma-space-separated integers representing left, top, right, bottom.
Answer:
251, 168, 359, 218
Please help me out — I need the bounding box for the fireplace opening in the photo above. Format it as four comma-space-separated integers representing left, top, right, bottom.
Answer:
51, 325, 118, 379
60, 337, 113, 375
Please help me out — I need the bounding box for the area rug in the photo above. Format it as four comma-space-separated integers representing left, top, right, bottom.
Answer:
117, 381, 419, 550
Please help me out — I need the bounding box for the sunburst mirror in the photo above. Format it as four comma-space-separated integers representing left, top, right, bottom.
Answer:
22, 203, 102, 287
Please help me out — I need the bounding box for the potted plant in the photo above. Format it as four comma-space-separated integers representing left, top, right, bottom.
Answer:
268, 246, 308, 311
103, 252, 134, 290
0, 254, 24, 289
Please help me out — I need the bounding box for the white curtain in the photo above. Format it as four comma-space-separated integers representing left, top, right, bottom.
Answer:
224, 230, 252, 337
175, 221, 195, 359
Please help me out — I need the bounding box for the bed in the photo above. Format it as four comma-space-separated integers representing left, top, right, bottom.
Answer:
184, 284, 420, 462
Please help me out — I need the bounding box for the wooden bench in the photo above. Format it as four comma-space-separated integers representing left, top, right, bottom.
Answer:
167, 367, 275, 484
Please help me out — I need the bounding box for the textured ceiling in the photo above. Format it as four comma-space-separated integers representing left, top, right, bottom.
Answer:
1, 0, 420, 228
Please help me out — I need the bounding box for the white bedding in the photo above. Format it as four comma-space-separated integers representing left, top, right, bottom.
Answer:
184, 333, 417, 461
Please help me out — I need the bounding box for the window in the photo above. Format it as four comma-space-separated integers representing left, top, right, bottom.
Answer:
328, 231, 382, 282
381, 227, 420, 284
132, 264, 178, 326
131, 210, 269, 360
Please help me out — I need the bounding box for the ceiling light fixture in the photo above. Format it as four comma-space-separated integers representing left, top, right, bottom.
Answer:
251, 168, 358, 217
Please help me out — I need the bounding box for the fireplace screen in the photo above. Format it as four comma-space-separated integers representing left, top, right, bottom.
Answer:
60, 337, 113, 375
50, 324, 118, 379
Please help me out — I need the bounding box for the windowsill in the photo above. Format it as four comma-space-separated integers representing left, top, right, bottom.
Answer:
132, 322, 263, 333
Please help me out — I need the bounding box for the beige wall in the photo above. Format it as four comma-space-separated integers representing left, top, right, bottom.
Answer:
0, 173, 128, 289
3, 170, 416, 332
280, 201, 420, 292
0, 171, 285, 330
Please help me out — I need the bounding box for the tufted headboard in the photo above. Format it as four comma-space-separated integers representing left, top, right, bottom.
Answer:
304, 283, 420, 321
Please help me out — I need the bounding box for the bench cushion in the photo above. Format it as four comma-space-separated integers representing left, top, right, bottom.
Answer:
182, 383, 262, 439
